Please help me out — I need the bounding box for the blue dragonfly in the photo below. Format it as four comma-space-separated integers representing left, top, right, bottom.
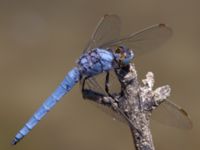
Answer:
12, 14, 192, 145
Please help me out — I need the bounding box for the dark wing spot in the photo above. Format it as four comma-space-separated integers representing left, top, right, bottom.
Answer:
180, 108, 189, 117
159, 23, 166, 27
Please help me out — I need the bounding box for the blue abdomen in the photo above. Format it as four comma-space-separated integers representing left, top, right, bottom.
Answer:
12, 67, 80, 145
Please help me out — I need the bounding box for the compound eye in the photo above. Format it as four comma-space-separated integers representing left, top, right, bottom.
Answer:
115, 47, 121, 53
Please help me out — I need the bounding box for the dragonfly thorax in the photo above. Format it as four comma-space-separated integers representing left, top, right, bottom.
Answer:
77, 48, 114, 77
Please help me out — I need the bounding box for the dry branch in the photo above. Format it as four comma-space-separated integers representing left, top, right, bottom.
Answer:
82, 63, 171, 150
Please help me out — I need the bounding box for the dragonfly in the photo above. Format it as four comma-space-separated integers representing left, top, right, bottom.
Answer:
12, 14, 192, 145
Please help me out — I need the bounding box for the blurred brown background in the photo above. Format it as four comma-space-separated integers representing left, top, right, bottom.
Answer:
0, 0, 199, 150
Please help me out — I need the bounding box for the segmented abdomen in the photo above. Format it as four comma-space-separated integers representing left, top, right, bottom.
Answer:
12, 67, 80, 145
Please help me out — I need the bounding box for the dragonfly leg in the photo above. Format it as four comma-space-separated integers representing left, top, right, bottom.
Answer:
81, 76, 91, 92
105, 72, 113, 97
105, 72, 109, 93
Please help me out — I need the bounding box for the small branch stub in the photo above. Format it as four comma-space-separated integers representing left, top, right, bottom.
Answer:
82, 63, 171, 150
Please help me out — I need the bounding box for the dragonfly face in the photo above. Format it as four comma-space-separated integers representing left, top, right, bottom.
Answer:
112, 46, 134, 67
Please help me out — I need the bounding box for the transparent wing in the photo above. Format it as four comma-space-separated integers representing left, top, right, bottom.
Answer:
86, 98, 193, 130
152, 100, 193, 129
83, 74, 193, 129
102, 24, 173, 56
83, 14, 121, 53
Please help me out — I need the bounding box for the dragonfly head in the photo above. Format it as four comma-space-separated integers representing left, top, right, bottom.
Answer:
113, 46, 134, 66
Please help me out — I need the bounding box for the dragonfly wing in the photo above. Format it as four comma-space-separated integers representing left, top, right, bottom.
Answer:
83, 14, 121, 53
102, 24, 173, 56
152, 100, 193, 129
